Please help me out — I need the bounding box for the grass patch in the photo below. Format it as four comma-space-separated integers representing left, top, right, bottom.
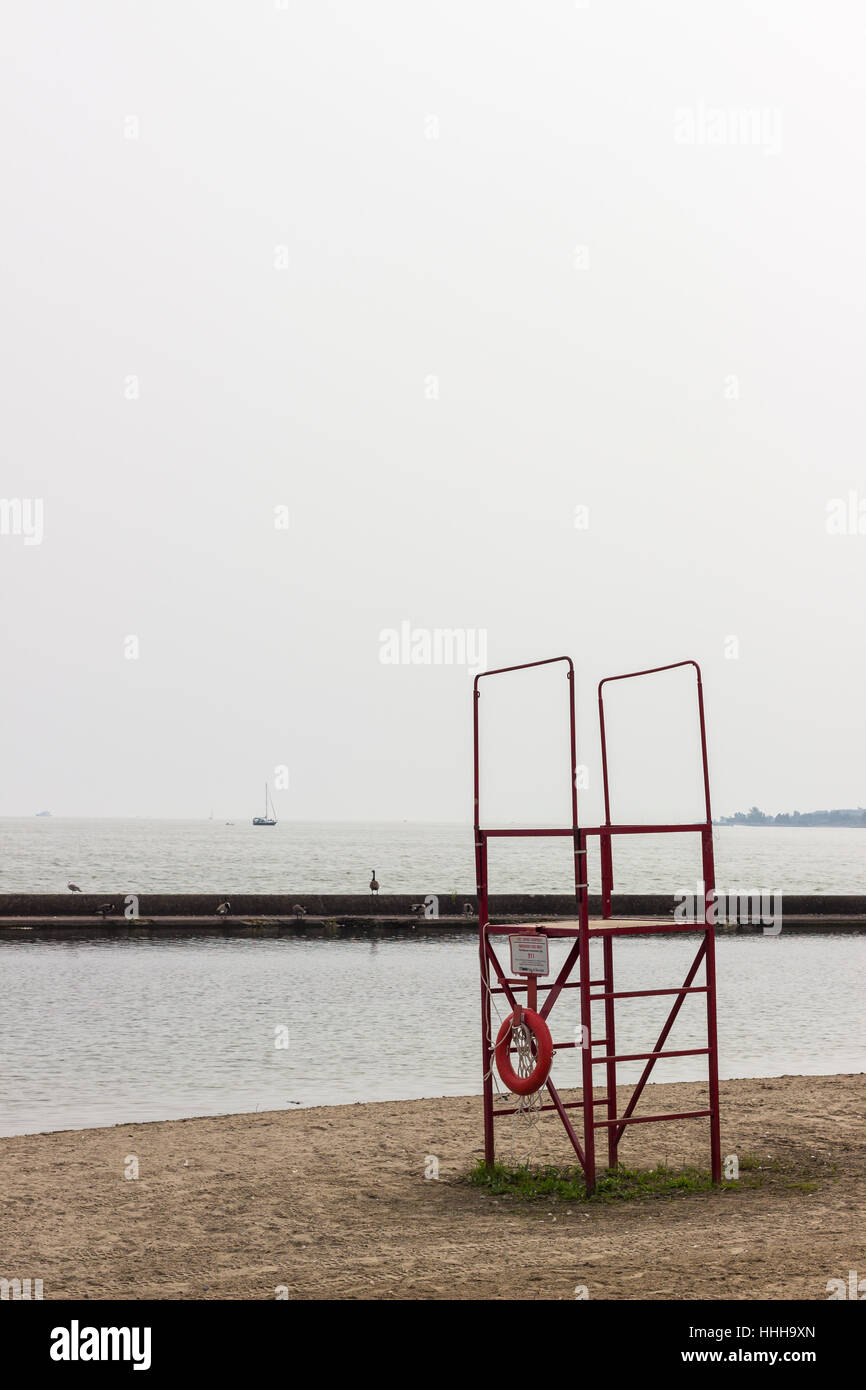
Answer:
468, 1145, 827, 1203
468, 1158, 747, 1203
737, 1152, 764, 1171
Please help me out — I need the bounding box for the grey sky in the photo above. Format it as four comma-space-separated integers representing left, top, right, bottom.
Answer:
1, 1, 863, 822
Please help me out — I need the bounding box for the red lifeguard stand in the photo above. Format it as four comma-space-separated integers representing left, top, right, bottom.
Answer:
473, 656, 721, 1194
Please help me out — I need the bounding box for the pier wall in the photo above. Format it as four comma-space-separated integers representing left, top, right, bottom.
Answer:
0, 892, 863, 935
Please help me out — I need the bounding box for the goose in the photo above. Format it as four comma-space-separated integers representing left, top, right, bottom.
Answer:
369, 870, 379, 896
292, 904, 307, 919
95, 902, 118, 919
215, 900, 232, 917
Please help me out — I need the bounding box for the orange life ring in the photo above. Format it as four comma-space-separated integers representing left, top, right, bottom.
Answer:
494, 1008, 554, 1095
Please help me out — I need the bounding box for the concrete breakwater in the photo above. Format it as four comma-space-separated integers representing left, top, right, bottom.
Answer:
0, 892, 863, 936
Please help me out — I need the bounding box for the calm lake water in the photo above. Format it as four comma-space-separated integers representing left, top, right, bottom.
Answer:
0, 819, 864, 893
0, 932, 863, 1136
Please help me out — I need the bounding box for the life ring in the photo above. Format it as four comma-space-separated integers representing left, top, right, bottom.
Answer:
495, 1008, 554, 1095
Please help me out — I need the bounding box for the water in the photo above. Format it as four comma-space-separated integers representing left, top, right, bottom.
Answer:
1, 819, 864, 894
1, 820, 862, 1136
0, 932, 863, 1136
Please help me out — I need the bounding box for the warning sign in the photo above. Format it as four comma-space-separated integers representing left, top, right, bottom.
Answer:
509, 934, 550, 977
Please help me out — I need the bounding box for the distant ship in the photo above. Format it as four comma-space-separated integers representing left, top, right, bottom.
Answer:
35, 810, 52, 817
252, 784, 277, 826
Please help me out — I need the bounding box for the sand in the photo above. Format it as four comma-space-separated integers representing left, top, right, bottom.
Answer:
1, 1074, 863, 1300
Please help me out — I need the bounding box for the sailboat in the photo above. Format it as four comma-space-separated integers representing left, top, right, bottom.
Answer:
252, 783, 277, 826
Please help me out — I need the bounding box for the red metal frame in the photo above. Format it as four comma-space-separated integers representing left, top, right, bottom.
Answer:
474, 656, 721, 1194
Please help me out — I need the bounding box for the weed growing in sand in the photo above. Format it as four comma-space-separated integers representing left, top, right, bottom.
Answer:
468, 1160, 750, 1203
469, 1148, 826, 1203
737, 1152, 765, 1171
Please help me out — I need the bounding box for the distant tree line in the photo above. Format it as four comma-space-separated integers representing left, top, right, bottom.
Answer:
716, 807, 866, 827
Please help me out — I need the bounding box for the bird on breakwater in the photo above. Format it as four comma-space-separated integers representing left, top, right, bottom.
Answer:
94, 902, 118, 919
215, 900, 232, 917
369, 870, 379, 896
292, 904, 306, 919
410, 903, 425, 916
67, 882, 82, 892
464, 902, 475, 917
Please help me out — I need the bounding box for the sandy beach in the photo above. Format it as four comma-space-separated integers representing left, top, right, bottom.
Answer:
1, 1074, 862, 1301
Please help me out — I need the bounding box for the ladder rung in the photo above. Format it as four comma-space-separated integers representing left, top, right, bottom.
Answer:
591, 1046, 710, 1065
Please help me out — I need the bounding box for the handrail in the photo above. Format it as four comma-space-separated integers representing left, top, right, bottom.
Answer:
473, 656, 577, 837
597, 659, 712, 828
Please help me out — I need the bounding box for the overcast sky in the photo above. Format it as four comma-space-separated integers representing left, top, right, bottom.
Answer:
1, 1, 863, 822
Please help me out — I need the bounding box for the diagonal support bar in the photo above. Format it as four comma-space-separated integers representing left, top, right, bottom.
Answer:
544, 1077, 586, 1168
539, 936, 581, 1021
484, 936, 521, 1015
